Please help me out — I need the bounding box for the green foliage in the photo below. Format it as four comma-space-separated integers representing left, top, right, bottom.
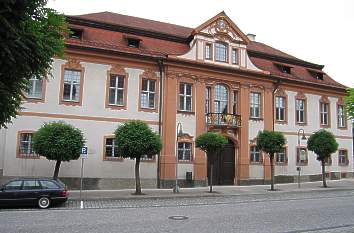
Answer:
195, 132, 228, 155
345, 88, 354, 119
114, 120, 162, 159
32, 121, 85, 161
256, 130, 286, 155
0, 0, 68, 128
307, 129, 338, 161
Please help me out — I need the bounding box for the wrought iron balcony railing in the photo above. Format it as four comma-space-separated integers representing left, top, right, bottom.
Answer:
206, 113, 242, 128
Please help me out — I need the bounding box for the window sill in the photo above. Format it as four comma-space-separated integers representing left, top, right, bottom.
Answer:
249, 117, 263, 121
275, 162, 288, 166
275, 120, 287, 125
320, 124, 330, 128
178, 160, 193, 164
177, 110, 195, 115
337, 126, 348, 130
25, 97, 44, 103
17, 155, 40, 159
296, 163, 308, 166
338, 163, 349, 167
141, 159, 156, 163
106, 104, 127, 110
103, 157, 124, 162
139, 107, 158, 113
250, 162, 263, 165
296, 122, 307, 126
60, 100, 81, 106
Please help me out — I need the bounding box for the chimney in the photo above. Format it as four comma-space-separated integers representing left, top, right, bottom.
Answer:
247, 33, 256, 41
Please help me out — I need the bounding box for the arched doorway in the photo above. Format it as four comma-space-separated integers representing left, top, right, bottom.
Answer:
207, 139, 235, 185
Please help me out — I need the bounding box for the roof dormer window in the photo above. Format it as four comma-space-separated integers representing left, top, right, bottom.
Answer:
127, 38, 140, 48
69, 28, 83, 40
308, 69, 324, 80
315, 73, 323, 80
274, 62, 292, 74
215, 42, 228, 62
281, 66, 291, 74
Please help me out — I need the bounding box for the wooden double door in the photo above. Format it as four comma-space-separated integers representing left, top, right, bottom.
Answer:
207, 140, 235, 185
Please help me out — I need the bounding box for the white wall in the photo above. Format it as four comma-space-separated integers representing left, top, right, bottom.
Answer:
3, 58, 160, 179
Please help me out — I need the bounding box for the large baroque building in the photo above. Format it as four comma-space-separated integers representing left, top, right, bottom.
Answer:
0, 11, 352, 189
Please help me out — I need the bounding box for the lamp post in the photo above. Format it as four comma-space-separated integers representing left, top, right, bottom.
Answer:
297, 129, 307, 188
173, 122, 183, 193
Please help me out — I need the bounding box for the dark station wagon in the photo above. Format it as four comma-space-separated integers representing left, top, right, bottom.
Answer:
0, 178, 68, 209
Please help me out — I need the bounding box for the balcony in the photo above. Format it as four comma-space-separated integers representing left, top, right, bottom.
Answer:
206, 113, 242, 128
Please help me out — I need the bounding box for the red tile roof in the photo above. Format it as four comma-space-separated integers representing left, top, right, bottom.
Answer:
70, 11, 193, 38
66, 11, 346, 89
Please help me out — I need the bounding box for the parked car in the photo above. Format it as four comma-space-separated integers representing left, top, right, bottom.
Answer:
0, 178, 68, 209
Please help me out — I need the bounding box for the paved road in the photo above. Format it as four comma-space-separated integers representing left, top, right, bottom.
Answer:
1, 189, 354, 233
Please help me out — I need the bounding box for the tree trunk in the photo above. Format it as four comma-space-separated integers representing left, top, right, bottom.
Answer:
135, 156, 142, 195
53, 160, 61, 180
209, 163, 213, 193
270, 154, 275, 191
321, 159, 327, 188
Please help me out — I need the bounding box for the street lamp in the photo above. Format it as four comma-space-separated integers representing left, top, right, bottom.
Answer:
173, 122, 183, 193
297, 128, 307, 188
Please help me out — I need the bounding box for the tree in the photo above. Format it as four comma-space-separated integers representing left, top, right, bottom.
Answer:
307, 129, 338, 188
0, 0, 67, 128
195, 132, 228, 193
345, 88, 354, 119
256, 130, 286, 191
32, 121, 85, 179
114, 120, 162, 195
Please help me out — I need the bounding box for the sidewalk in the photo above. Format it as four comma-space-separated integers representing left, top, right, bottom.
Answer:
69, 179, 354, 201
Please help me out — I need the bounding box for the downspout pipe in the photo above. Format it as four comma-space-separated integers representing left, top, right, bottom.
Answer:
272, 78, 281, 132
157, 59, 164, 188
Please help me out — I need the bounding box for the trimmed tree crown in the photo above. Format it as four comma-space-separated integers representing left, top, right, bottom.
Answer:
256, 130, 286, 155
345, 88, 354, 119
307, 129, 338, 161
114, 120, 162, 159
195, 132, 228, 155
32, 121, 85, 161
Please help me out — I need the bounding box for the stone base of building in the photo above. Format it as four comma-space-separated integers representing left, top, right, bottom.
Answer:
160, 179, 207, 189
239, 172, 353, 186
0, 172, 352, 190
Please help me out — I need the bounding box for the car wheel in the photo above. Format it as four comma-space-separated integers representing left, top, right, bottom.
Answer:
38, 197, 50, 209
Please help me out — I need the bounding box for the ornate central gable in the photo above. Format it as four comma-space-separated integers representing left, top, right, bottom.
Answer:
193, 11, 250, 44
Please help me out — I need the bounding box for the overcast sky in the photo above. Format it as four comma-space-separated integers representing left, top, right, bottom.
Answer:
47, 0, 354, 87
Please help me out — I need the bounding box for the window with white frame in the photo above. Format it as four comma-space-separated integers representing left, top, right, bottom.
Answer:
320, 102, 329, 125
215, 42, 228, 62
296, 147, 308, 165
179, 83, 192, 112
19, 133, 35, 156
250, 92, 261, 118
233, 90, 238, 114
250, 146, 262, 163
337, 105, 346, 128
63, 69, 81, 102
231, 48, 239, 65
205, 87, 211, 114
276, 147, 287, 164
275, 96, 286, 121
295, 99, 306, 123
214, 84, 229, 113
108, 75, 125, 106
205, 43, 212, 60
177, 142, 192, 161
27, 76, 43, 99
140, 79, 156, 109
338, 150, 348, 166
104, 138, 118, 158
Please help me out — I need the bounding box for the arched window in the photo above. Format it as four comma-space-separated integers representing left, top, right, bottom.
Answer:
214, 84, 229, 113
215, 42, 228, 62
